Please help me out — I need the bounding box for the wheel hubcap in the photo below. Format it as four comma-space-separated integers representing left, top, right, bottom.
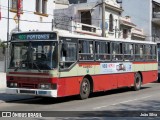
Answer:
82, 81, 88, 94
136, 77, 140, 87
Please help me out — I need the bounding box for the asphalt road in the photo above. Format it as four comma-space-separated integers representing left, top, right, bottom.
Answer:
0, 82, 160, 119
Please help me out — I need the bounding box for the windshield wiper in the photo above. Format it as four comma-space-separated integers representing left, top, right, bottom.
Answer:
14, 61, 28, 71
14, 66, 21, 72
32, 61, 41, 72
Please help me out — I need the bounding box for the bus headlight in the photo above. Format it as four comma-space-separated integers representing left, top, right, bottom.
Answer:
39, 84, 51, 89
10, 83, 14, 87
9, 83, 18, 87
14, 83, 18, 87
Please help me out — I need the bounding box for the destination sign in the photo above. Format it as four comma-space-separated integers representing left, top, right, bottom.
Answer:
12, 32, 57, 40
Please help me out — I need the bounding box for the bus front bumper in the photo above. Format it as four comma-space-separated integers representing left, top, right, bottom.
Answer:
5, 88, 57, 97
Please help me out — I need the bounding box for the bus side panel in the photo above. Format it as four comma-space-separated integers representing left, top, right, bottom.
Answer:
141, 70, 158, 84
117, 73, 134, 88
92, 73, 134, 92
57, 77, 82, 97
93, 74, 117, 91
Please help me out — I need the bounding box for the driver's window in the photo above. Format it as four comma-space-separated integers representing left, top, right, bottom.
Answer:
60, 41, 77, 69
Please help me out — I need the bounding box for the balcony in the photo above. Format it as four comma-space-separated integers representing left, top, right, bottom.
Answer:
152, 12, 160, 25
153, 12, 160, 18
75, 23, 101, 36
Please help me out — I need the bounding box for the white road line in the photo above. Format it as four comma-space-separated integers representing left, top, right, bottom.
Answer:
93, 95, 152, 110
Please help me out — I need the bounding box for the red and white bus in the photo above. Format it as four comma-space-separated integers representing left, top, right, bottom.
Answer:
157, 42, 160, 82
6, 31, 158, 99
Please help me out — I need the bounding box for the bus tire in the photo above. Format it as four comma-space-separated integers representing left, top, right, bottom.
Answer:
133, 73, 142, 91
79, 78, 90, 100
158, 74, 160, 82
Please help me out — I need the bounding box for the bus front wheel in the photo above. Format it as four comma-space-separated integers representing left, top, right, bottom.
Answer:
79, 78, 90, 100
133, 73, 142, 91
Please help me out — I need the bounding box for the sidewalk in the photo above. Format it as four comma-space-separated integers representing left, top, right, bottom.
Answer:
0, 72, 6, 92
0, 73, 34, 103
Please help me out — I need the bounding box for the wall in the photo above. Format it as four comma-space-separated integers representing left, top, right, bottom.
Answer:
0, 0, 54, 41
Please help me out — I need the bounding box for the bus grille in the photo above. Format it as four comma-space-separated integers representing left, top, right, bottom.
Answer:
20, 90, 36, 94
20, 83, 38, 89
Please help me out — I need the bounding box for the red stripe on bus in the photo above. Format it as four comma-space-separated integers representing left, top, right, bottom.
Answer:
79, 62, 100, 66
8, 72, 49, 76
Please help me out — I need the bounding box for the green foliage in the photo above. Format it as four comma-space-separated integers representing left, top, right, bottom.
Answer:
0, 39, 6, 48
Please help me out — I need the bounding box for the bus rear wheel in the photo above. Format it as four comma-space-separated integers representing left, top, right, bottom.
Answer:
133, 73, 142, 91
79, 78, 90, 100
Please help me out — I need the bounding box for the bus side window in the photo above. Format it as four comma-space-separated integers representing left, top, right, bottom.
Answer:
152, 45, 157, 60
145, 45, 151, 60
112, 42, 123, 61
79, 40, 94, 61
60, 42, 77, 69
95, 41, 110, 61
124, 43, 134, 61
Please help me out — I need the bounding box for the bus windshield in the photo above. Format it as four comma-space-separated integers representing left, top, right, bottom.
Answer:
10, 41, 58, 71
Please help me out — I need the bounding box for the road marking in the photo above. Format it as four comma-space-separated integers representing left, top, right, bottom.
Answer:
93, 95, 152, 110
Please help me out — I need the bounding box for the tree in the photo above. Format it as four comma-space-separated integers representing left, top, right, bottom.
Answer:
0, 39, 6, 48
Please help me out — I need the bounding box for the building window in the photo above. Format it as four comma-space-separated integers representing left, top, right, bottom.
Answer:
10, 0, 23, 11
35, 0, 47, 15
81, 11, 91, 25
123, 29, 128, 39
109, 14, 113, 32
79, 0, 87, 3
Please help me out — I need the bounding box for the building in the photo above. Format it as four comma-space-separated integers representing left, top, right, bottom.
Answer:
121, 0, 160, 41
119, 16, 146, 40
54, 0, 146, 40
54, 0, 123, 38
0, 0, 69, 41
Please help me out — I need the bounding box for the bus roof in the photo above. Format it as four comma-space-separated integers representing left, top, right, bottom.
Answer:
12, 30, 156, 45
57, 30, 156, 45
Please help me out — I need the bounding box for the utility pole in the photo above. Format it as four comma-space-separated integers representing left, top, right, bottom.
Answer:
6, 0, 10, 72
102, 0, 106, 37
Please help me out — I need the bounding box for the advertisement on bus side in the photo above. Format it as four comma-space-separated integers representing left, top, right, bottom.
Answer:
100, 63, 132, 74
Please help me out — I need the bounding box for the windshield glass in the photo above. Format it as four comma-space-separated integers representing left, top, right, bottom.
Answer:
10, 41, 58, 70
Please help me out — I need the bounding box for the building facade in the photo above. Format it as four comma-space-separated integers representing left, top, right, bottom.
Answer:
122, 0, 160, 41
54, 0, 123, 38
0, 0, 69, 41
54, 0, 146, 40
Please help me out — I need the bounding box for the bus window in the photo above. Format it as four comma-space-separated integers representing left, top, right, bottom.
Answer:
152, 45, 157, 60
112, 42, 123, 61
123, 43, 134, 61
157, 44, 160, 62
79, 40, 94, 61
135, 44, 144, 61
60, 42, 77, 69
145, 45, 151, 60
95, 41, 110, 61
